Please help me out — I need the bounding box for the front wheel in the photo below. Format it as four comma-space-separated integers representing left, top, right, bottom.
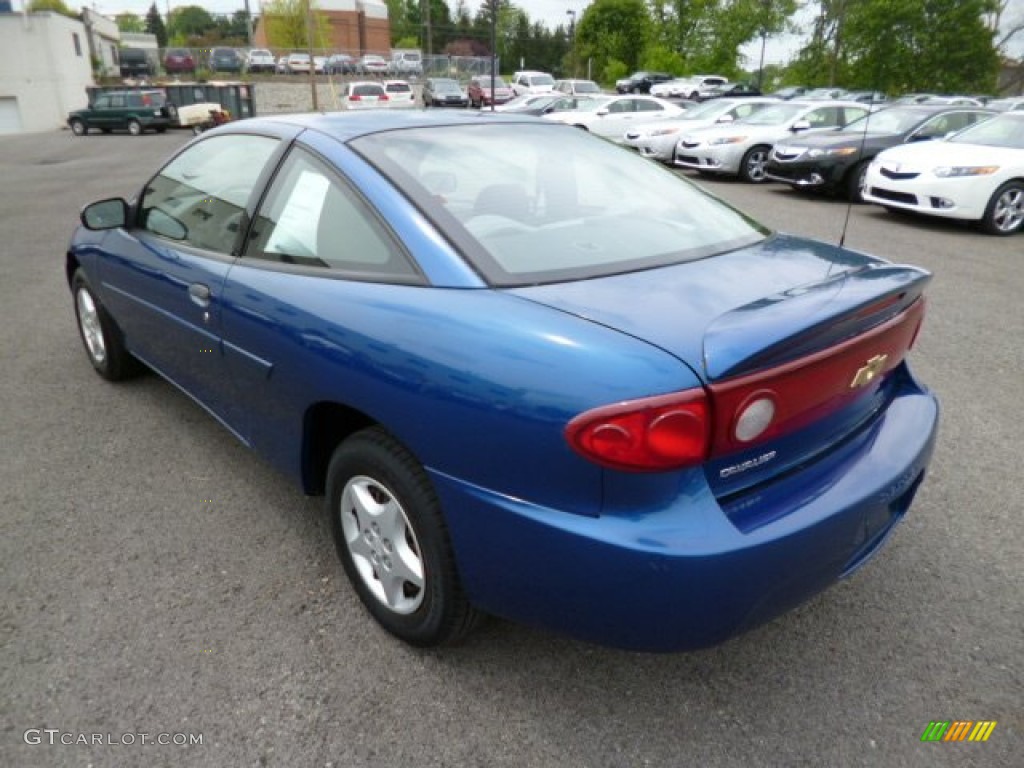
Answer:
71, 270, 141, 381
980, 181, 1024, 235
326, 427, 481, 647
70, 119, 87, 136
127, 119, 142, 136
739, 146, 770, 183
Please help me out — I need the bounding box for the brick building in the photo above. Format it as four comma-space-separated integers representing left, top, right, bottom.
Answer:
253, 0, 390, 57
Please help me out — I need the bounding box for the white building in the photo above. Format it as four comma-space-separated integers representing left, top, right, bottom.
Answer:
0, 10, 94, 134
82, 7, 120, 78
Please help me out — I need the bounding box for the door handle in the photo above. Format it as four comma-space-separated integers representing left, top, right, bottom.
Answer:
188, 283, 211, 308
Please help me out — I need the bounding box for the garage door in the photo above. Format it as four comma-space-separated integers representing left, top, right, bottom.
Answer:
0, 97, 23, 134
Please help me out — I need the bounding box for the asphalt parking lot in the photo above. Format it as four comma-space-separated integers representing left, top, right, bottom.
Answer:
1, 127, 1020, 768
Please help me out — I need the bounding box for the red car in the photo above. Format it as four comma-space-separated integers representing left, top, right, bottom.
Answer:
468, 76, 513, 108
164, 48, 195, 75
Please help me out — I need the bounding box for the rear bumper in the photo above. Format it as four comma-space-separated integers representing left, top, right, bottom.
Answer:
433, 368, 938, 651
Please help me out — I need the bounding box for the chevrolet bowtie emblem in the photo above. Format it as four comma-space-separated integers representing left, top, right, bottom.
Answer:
850, 354, 889, 389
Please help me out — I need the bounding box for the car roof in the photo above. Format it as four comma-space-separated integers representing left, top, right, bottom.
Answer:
245, 111, 546, 142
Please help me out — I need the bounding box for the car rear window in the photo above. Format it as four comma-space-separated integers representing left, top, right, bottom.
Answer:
352, 122, 767, 287
386, 83, 411, 93
353, 84, 385, 97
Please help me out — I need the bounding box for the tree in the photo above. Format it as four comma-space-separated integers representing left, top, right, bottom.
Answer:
145, 2, 168, 48
115, 13, 145, 34
27, 0, 76, 17
789, 0, 1000, 93
577, 0, 651, 81
167, 5, 217, 41
262, 0, 331, 50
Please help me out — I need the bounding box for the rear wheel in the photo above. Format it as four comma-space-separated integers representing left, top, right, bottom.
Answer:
739, 146, 771, 183
326, 427, 481, 647
127, 119, 142, 136
846, 161, 869, 203
980, 181, 1024, 235
69, 119, 87, 136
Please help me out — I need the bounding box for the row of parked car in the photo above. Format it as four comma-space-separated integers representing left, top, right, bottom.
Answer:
584, 94, 1024, 236
117, 47, 423, 78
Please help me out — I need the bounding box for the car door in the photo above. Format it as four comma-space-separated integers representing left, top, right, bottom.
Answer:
95, 133, 285, 436
87, 94, 110, 130
220, 141, 424, 464
593, 98, 641, 136
106, 93, 128, 130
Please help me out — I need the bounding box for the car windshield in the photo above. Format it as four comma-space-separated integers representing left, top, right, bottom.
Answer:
529, 74, 555, 86
948, 113, 1024, 148
741, 103, 806, 125
481, 77, 507, 88
351, 123, 767, 287
841, 108, 935, 135
680, 100, 740, 120
432, 79, 461, 93
571, 81, 601, 93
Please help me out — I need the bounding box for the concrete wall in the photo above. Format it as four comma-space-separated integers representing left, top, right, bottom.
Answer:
0, 12, 94, 134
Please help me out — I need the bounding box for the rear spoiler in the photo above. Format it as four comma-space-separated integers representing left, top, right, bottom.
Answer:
702, 264, 932, 380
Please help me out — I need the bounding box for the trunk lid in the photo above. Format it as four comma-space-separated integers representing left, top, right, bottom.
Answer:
509, 235, 931, 496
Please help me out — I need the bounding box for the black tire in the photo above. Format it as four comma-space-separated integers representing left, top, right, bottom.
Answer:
846, 161, 869, 203
739, 145, 771, 183
127, 119, 142, 136
326, 427, 481, 647
165, 103, 178, 121
980, 181, 1024, 236
70, 119, 87, 136
71, 270, 142, 381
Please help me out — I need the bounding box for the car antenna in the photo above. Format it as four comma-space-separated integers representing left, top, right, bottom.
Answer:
837, 100, 876, 250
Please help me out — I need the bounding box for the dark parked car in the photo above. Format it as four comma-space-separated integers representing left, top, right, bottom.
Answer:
326, 54, 357, 75
209, 47, 242, 74
765, 105, 995, 201
700, 82, 762, 100
615, 71, 674, 94
769, 86, 807, 100
118, 47, 153, 78
422, 77, 468, 107
163, 48, 195, 75
67, 89, 175, 136
66, 111, 937, 651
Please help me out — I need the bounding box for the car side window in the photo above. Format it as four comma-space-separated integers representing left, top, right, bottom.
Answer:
139, 134, 279, 255
244, 147, 417, 279
93, 96, 109, 109
734, 103, 758, 119
942, 112, 972, 133
916, 115, 950, 139
637, 100, 664, 112
842, 107, 868, 124
608, 99, 633, 114
806, 106, 840, 127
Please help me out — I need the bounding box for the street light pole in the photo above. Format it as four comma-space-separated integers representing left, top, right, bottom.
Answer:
566, 9, 576, 79
489, 0, 498, 112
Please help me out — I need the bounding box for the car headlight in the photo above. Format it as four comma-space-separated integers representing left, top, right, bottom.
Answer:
932, 165, 999, 178
650, 127, 680, 137
807, 147, 858, 158
709, 136, 747, 145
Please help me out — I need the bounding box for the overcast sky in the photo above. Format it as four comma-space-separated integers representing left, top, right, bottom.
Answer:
18, 0, 1024, 64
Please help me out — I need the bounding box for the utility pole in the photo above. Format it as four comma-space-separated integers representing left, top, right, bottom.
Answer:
566, 9, 576, 79
489, 0, 497, 111
306, 0, 318, 110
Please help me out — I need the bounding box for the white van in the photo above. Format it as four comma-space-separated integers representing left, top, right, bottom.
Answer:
390, 50, 423, 75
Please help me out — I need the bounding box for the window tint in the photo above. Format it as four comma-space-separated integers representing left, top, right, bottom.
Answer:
637, 100, 664, 112
244, 147, 416, 279
805, 106, 841, 127
139, 134, 279, 255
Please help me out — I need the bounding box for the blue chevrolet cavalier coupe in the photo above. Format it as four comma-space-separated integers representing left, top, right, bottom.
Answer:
67, 111, 939, 651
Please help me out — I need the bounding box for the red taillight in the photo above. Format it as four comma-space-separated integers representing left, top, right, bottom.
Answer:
565, 390, 709, 471
380, 94, 389, 101
350, 94, 361, 101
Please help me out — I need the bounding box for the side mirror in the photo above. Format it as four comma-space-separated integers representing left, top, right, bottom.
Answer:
791, 119, 811, 132
716, 114, 734, 124
80, 198, 129, 230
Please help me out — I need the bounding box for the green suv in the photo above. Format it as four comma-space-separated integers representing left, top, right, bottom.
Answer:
67, 90, 176, 136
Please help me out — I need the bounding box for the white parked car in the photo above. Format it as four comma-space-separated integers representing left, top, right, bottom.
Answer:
674, 75, 729, 100
624, 97, 778, 163
554, 79, 602, 96
543, 95, 685, 141
510, 70, 556, 97
286, 52, 311, 74
383, 80, 415, 108
360, 54, 389, 76
246, 48, 276, 73
343, 81, 389, 110
862, 111, 1024, 235
650, 78, 702, 99
674, 100, 868, 182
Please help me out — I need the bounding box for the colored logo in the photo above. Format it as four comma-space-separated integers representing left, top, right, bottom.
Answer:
850, 353, 888, 389
920, 721, 997, 742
